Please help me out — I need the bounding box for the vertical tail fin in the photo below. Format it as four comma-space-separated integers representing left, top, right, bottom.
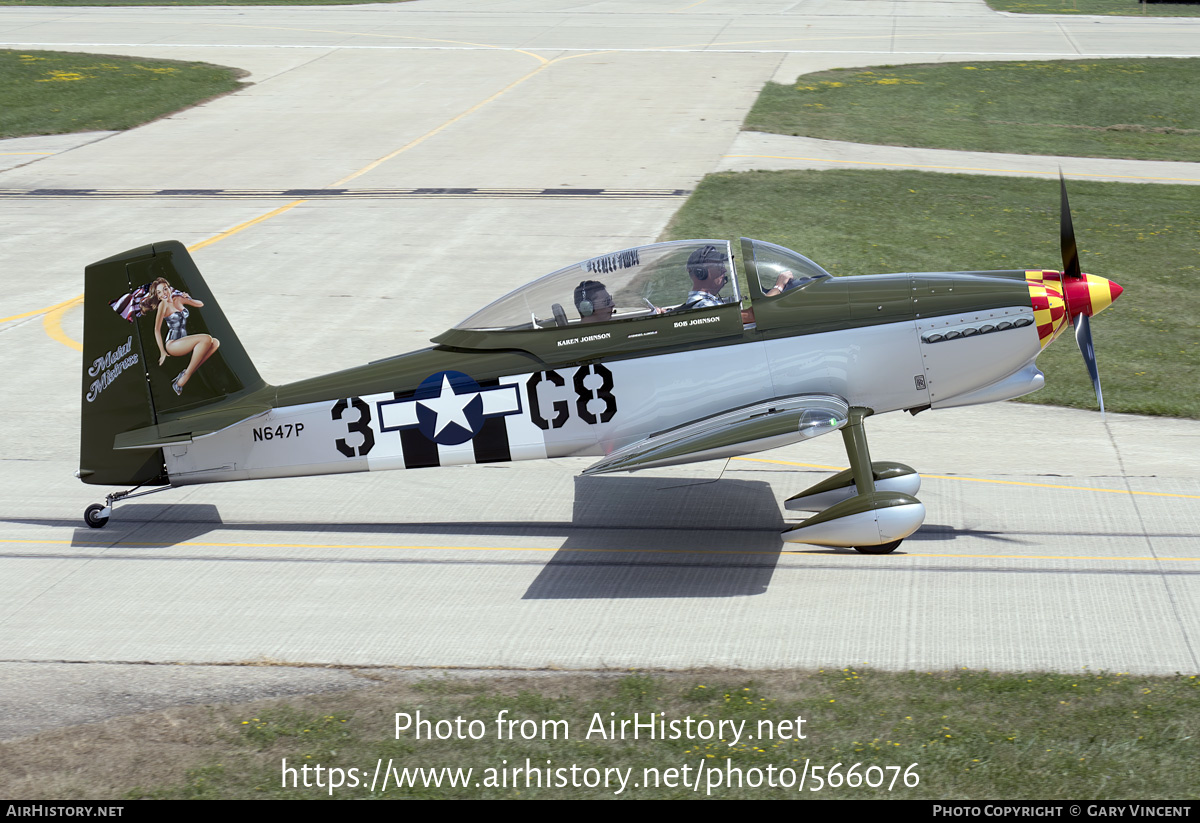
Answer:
80, 241, 266, 486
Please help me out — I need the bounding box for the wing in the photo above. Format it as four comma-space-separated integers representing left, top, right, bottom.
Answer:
581, 394, 849, 476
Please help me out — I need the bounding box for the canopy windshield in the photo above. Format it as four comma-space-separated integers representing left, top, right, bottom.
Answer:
455, 240, 740, 331
742, 238, 833, 295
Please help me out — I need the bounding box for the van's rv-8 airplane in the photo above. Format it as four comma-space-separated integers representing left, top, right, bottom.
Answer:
79, 181, 1122, 553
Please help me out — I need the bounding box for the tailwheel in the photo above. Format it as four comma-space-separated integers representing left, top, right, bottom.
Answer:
80, 483, 173, 529
83, 503, 110, 529
854, 539, 903, 555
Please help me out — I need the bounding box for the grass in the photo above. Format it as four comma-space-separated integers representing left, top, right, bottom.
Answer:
1, 670, 1195, 799
661, 169, 1200, 418
987, 0, 1200, 15
745, 59, 1200, 162
0, 50, 246, 138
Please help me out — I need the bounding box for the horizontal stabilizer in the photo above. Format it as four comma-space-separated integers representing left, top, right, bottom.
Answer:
112, 405, 269, 450
583, 394, 849, 476
112, 429, 193, 451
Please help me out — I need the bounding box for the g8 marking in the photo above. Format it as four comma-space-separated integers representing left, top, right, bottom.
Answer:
524, 364, 618, 428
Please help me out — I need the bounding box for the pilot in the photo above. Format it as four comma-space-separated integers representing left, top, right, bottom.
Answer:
682, 245, 796, 311
574, 280, 615, 324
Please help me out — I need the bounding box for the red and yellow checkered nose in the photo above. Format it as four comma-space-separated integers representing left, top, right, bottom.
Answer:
1025, 270, 1123, 349
1025, 275, 1068, 349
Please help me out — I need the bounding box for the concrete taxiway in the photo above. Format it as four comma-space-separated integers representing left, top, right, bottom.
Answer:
1, 0, 1198, 738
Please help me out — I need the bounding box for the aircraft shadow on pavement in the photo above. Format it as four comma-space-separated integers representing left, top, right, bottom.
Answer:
65, 503, 226, 547
40, 512, 1017, 553
522, 476, 786, 600
902, 523, 1021, 545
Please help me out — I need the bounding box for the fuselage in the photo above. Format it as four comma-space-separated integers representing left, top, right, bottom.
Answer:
162, 268, 1056, 486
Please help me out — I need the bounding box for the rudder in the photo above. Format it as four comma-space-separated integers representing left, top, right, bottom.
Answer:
80, 241, 266, 486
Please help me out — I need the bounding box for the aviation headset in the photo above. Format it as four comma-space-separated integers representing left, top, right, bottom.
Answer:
574, 280, 605, 317
687, 245, 725, 281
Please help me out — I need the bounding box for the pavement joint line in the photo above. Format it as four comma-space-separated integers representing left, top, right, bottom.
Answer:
731, 457, 1200, 499
2, 538, 1198, 562
1057, 20, 1084, 57
722, 154, 1200, 183
205, 24, 1194, 51
5, 43, 1198, 58
208, 22, 555, 61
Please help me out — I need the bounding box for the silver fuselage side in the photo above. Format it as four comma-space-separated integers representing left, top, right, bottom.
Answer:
163, 308, 1042, 486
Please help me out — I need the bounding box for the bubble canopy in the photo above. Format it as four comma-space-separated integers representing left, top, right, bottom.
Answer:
454, 240, 741, 332
741, 237, 833, 296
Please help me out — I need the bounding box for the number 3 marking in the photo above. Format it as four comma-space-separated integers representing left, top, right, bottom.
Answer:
331, 397, 375, 457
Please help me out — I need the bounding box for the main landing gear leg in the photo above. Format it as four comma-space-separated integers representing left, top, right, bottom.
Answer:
780, 407, 926, 553
83, 484, 174, 529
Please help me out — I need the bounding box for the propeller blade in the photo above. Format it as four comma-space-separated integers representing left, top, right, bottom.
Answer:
1074, 312, 1105, 419
1059, 172, 1082, 282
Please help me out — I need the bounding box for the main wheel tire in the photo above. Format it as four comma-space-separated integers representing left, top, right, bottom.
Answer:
84, 503, 109, 529
854, 539, 902, 555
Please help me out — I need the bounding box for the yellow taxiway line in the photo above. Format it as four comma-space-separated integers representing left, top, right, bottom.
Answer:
41, 296, 84, 352
732, 457, 1200, 501
0, 294, 84, 325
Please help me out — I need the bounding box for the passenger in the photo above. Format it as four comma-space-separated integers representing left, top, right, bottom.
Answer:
682, 246, 733, 309
574, 280, 615, 324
